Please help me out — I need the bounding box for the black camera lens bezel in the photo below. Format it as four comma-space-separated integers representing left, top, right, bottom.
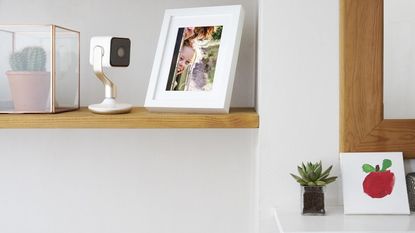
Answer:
110, 37, 131, 67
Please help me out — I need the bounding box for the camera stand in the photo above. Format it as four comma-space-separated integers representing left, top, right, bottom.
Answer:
88, 46, 132, 114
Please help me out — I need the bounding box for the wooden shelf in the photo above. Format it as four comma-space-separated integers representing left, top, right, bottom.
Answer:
0, 107, 259, 128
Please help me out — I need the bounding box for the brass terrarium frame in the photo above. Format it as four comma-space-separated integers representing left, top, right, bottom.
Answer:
340, 0, 415, 159
0, 24, 80, 113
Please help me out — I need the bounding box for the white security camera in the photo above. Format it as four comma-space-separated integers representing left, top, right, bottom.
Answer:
88, 36, 132, 114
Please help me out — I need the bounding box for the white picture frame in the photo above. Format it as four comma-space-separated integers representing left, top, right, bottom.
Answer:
340, 152, 410, 214
144, 5, 244, 113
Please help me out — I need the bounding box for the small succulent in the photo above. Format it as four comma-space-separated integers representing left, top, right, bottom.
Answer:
290, 161, 337, 186
9, 46, 46, 71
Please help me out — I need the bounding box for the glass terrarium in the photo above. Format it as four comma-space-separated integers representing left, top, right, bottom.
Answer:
0, 25, 79, 113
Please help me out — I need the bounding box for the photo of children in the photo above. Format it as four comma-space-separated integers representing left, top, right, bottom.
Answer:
166, 25, 223, 91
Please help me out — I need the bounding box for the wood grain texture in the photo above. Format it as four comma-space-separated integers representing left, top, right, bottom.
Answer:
0, 107, 259, 129
354, 120, 415, 157
340, 0, 415, 158
340, 0, 384, 151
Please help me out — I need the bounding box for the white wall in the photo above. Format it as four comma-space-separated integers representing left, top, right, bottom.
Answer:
0, 1, 257, 233
258, 0, 340, 232
0, 130, 256, 233
258, 1, 415, 233
384, 0, 415, 119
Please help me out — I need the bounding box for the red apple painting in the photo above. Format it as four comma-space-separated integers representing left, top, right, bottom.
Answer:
341, 152, 410, 214
362, 159, 395, 198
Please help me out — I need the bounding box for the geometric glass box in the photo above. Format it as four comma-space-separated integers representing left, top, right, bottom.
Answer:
0, 25, 80, 113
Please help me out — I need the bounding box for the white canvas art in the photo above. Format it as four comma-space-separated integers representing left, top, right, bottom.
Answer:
340, 152, 410, 214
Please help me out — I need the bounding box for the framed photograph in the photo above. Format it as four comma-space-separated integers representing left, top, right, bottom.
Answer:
340, 152, 410, 214
145, 5, 244, 113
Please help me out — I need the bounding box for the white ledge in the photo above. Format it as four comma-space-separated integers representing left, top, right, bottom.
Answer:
273, 206, 415, 233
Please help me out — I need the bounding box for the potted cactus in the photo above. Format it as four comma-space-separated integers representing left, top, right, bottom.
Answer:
6, 46, 50, 112
290, 161, 337, 215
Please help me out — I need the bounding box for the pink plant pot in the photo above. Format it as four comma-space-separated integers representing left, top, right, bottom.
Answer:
6, 71, 51, 112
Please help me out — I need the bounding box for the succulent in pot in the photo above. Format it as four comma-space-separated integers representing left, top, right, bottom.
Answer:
9, 46, 47, 71
290, 161, 337, 215
6, 46, 50, 112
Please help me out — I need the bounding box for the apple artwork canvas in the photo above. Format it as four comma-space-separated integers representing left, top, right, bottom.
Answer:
341, 152, 410, 214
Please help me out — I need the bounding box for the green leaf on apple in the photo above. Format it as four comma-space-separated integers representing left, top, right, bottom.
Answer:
362, 164, 375, 173
380, 159, 392, 172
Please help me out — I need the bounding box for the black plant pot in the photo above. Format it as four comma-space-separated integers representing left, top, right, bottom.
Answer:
301, 186, 325, 215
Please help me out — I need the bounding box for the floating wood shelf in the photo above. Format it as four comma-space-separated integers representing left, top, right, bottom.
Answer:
0, 107, 259, 128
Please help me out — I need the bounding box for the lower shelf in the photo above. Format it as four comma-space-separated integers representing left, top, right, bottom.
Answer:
0, 107, 259, 128
274, 206, 414, 233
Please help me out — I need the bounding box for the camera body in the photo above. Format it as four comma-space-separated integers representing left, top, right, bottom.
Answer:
88, 36, 132, 114
89, 36, 131, 67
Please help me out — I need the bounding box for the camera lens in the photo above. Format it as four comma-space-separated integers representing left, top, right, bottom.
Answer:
117, 47, 125, 58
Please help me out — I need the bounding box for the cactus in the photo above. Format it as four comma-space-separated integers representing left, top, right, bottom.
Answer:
9, 46, 46, 71
290, 161, 337, 186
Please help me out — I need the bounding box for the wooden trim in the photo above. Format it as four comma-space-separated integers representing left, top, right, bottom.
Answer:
0, 107, 259, 129
340, 0, 415, 158
51, 25, 56, 113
